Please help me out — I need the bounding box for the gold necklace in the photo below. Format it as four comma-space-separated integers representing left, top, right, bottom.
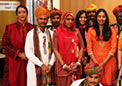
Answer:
99, 40, 105, 47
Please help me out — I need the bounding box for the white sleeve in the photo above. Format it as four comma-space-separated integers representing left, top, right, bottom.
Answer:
71, 79, 84, 86
25, 29, 43, 67
49, 52, 56, 66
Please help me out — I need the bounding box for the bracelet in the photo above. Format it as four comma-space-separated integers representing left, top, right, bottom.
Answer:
62, 64, 67, 69
76, 60, 81, 65
61, 63, 65, 67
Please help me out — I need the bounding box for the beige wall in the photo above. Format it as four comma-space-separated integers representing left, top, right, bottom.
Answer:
0, 0, 26, 40
53, 0, 60, 9
60, 0, 122, 24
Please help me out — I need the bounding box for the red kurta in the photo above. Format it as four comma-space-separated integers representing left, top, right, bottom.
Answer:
53, 24, 84, 86
2, 22, 35, 86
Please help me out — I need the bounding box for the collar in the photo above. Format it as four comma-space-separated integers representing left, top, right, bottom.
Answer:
50, 26, 56, 31
36, 27, 48, 33
16, 21, 28, 27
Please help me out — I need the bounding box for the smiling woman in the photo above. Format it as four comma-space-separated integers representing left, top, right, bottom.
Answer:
53, 12, 84, 86
2, 5, 35, 86
87, 9, 117, 86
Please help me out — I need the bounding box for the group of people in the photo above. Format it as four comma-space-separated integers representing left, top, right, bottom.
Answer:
1, 3, 122, 86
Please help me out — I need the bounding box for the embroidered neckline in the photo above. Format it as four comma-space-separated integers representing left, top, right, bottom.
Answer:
36, 28, 52, 61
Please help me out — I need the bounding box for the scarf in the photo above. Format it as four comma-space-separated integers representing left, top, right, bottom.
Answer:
56, 24, 79, 65
33, 27, 52, 86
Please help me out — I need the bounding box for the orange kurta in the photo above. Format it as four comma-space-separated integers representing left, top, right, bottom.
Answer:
118, 32, 122, 50
118, 32, 122, 66
87, 27, 117, 86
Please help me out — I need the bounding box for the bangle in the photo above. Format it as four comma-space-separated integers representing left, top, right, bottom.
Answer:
62, 64, 67, 69
61, 63, 65, 67
76, 61, 81, 65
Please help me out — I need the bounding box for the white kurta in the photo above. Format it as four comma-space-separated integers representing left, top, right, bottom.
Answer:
48, 27, 56, 64
25, 28, 55, 86
71, 78, 103, 86
48, 27, 56, 39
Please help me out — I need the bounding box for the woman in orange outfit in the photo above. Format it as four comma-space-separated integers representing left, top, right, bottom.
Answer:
87, 8, 117, 86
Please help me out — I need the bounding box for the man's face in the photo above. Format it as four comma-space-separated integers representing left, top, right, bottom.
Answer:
88, 10, 96, 21
86, 74, 101, 86
117, 12, 122, 25
37, 15, 48, 29
51, 15, 61, 28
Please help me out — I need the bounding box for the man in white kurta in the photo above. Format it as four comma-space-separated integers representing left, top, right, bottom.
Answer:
25, 6, 55, 86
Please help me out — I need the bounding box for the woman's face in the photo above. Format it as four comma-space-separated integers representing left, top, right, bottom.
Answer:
17, 7, 28, 22
79, 13, 87, 25
97, 11, 106, 25
64, 15, 74, 29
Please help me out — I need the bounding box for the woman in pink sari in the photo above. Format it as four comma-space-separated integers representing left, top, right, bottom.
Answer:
53, 12, 84, 86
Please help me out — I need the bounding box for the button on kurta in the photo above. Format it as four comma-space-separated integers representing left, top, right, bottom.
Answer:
72, 39, 74, 42
72, 49, 74, 53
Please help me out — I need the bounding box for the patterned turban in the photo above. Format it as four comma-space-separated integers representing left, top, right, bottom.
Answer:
50, 8, 62, 17
35, 6, 50, 19
84, 63, 103, 75
113, 5, 122, 17
86, 4, 97, 12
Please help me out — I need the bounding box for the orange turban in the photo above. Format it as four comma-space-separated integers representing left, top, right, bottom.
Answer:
35, 6, 50, 19
113, 5, 122, 17
86, 4, 97, 12
84, 63, 103, 75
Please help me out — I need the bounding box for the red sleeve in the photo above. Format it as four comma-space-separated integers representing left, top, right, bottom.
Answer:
2, 25, 20, 59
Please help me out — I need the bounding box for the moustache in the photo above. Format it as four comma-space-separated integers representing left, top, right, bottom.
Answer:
89, 82, 97, 84
90, 15, 95, 18
54, 21, 60, 24
39, 22, 46, 25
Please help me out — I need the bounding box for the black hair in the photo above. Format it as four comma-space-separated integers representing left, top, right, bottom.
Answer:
93, 8, 112, 41
16, 5, 28, 15
51, 12, 61, 18
75, 10, 90, 31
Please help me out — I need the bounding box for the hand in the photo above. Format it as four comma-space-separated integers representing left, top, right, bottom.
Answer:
70, 63, 79, 69
41, 64, 48, 76
100, 62, 105, 67
47, 64, 52, 73
63, 65, 72, 72
69, 63, 79, 74
82, 56, 88, 65
18, 52, 27, 60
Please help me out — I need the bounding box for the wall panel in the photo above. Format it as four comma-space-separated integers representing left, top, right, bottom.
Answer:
61, 0, 122, 24
0, 0, 26, 40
